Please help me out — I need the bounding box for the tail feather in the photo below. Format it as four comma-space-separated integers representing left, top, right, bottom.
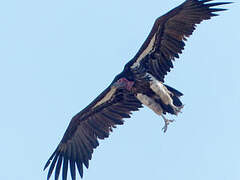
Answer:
172, 96, 183, 107
164, 84, 183, 107
164, 84, 183, 97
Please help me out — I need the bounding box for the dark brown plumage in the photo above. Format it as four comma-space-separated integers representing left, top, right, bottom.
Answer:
44, 1, 230, 179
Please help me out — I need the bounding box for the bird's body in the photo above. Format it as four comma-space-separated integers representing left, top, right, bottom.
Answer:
44, 1, 231, 179
112, 67, 184, 132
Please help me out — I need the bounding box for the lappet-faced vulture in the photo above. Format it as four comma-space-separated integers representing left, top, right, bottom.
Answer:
44, 0, 231, 179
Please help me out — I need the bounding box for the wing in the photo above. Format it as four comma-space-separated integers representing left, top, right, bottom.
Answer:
44, 86, 142, 180
129, 0, 230, 82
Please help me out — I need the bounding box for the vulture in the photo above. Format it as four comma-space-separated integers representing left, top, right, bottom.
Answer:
44, 0, 230, 179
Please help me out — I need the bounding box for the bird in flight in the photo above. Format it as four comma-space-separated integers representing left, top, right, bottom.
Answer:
44, 0, 230, 179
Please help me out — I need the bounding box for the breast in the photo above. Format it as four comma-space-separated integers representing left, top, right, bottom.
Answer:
132, 77, 154, 97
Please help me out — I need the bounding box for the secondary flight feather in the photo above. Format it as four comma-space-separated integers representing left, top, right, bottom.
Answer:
44, 0, 230, 179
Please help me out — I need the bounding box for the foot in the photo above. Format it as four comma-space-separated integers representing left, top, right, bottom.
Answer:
161, 115, 175, 133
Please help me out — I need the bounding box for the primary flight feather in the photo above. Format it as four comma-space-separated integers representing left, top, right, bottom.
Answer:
44, 0, 230, 179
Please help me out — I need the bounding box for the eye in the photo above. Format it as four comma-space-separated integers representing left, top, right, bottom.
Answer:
118, 78, 125, 83
117, 79, 122, 83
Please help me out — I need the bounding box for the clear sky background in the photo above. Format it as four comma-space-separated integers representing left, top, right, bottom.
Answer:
0, 0, 239, 180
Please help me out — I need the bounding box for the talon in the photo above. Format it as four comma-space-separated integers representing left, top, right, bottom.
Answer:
161, 115, 174, 133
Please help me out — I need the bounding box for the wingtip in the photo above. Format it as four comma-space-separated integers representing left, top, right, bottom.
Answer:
43, 148, 58, 171
219, 1, 233, 4
203, 1, 234, 7
201, 0, 233, 4
211, 8, 229, 12
43, 160, 51, 171
204, 1, 233, 12
221, 2, 234, 4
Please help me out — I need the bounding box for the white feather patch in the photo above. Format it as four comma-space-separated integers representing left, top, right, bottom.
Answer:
131, 33, 157, 69
136, 93, 163, 115
93, 86, 117, 108
147, 73, 173, 105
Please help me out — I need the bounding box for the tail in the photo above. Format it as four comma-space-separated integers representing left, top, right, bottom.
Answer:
164, 84, 183, 107
164, 84, 183, 97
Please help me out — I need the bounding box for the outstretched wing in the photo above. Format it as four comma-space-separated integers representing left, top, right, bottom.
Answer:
129, 0, 230, 82
44, 86, 142, 180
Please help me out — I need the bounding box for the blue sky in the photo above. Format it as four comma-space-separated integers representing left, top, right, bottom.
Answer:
0, 0, 239, 180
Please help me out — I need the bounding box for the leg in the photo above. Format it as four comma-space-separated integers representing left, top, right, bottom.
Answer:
161, 115, 175, 133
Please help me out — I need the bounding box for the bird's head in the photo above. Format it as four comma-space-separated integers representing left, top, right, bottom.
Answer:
112, 78, 134, 91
